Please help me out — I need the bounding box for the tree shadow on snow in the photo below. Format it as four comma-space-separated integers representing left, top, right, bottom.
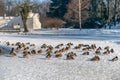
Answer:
114, 41, 120, 45
18, 56, 24, 58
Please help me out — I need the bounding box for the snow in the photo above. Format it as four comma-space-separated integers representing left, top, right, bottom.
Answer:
0, 29, 120, 80
0, 19, 10, 28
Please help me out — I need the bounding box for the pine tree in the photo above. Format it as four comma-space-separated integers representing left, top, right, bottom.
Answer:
47, 0, 70, 19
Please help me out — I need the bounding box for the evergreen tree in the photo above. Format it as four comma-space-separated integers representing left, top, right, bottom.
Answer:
47, 0, 70, 19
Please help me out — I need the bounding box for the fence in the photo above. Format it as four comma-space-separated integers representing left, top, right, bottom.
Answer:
0, 29, 20, 33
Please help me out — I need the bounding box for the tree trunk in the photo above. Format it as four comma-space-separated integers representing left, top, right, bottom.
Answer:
114, 0, 117, 26
20, 11, 29, 32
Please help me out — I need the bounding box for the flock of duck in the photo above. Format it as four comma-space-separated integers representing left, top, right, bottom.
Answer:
0, 41, 118, 62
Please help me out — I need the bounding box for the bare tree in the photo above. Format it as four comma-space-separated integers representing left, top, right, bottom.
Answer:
43, 18, 66, 29
37, 0, 51, 27
64, 0, 90, 28
0, 1, 6, 16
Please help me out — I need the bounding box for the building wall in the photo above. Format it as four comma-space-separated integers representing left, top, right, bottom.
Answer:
7, 16, 24, 28
0, 17, 14, 20
27, 11, 41, 31
33, 13, 41, 29
0, 12, 41, 32
0, 16, 24, 30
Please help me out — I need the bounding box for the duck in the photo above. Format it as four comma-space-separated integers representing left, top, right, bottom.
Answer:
66, 52, 77, 60
97, 47, 102, 51
67, 42, 73, 46
23, 51, 30, 59
37, 49, 42, 55
6, 41, 10, 46
104, 46, 110, 50
74, 44, 83, 50
16, 46, 22, 53
91, 56, 100, 61
74, 46, 81, 50
41, 44, 47, 49
82, 51, 89, 55
26, 42, 30, 45
31, 49, 36, 56
10, 48, 17, 57
95, 50, 101, 54
66, 54, 74, 60
110, 48, 114, 53
103, 50, 110, 55
55, 45, 60, 49
91, 44, 96, 50
55, 53, 63, 58
46, 52, 52, 59
55, 43, 64, 49
82, 48, 88, 52
65, 46, 71, 52
83, 44, 89, 47
112, 56, 118, 61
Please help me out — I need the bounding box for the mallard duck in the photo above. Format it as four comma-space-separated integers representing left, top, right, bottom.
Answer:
112, 56, 118, 61
54, 50, 59, 54
55, 45, 60, 49
31, 49, 36, 55
46, 52, 52, 59
103, 50, 110, 55
37, 49, 42, 55
55, 53, 63, 58
91, 44, 96, 50
97, 47, 102, 51
78, 44, 83, 47
82, 51, 89, 55
95, 50, 101, 54
65, 46, 71, 52
6, 41, 10, 46
83, 44, 89, 47
55, 43, 64, 49
104, 46, 110, 50
66, 52, 77, 60
110, 48, 114, 53
59, 43, 64, 46
23, 51, 30, 59
66, 54, 74, 60
10, 48, 17, 57
41, 44, 47, 48
91, 56, 100, 61
67, 43, 73, 46
26, 42, 30, 45
82, 48, 88, 52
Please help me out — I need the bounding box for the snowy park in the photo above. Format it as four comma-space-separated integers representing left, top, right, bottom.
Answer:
0, 28, 120, 80
1, 0, 120, 80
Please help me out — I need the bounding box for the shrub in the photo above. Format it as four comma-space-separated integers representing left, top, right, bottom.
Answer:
42, 18, 66, 29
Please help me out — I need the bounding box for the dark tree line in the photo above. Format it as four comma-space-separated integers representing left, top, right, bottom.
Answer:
1, 0, 120, 29
48, 0, 120, 29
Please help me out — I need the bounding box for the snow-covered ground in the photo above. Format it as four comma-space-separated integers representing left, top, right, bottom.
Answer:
0, 29, 120, 80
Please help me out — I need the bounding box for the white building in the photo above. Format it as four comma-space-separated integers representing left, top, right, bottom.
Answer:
0, 11, 41, 32
26, 10, 41, 32
0, 15, 24, 31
